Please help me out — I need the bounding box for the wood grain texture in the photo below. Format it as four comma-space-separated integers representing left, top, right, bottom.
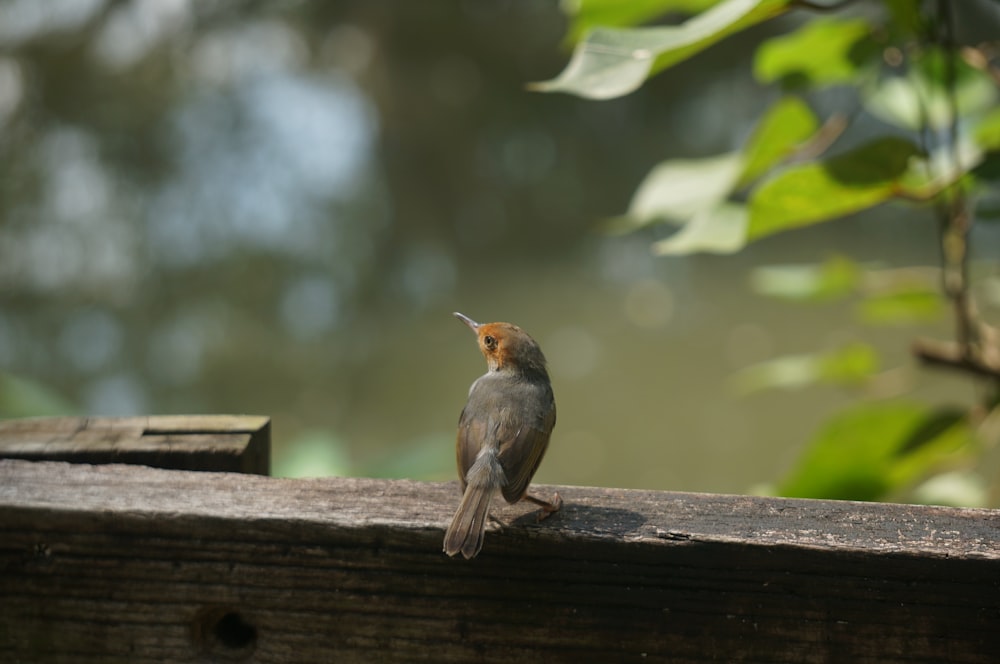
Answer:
1, 458, 998, 663
0, 415, 270, 474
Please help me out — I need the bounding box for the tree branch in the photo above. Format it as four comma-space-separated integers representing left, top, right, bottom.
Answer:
912, 337, 1000, 381
790, 0, 858, 12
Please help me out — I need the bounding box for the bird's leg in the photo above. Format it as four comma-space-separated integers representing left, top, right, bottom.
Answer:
522, 491, 562, 522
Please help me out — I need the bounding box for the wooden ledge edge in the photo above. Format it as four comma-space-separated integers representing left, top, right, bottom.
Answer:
0, 415, 271, 475
0, 414, 271, 434
1, 458, 997, 560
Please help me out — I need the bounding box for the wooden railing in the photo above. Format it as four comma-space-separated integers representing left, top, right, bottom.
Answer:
1, 416, 997, 662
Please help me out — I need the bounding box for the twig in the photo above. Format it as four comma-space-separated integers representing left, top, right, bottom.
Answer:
912, 338, 1000, 381
790, 0, 858, 11
912, 0, 994, 392
936, 0, 978, 356
793, 113, 847, 162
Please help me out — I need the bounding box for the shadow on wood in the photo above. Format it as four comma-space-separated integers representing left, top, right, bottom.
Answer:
1, 456, 998, 663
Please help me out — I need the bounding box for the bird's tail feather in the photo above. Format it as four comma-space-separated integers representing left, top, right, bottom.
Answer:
443, 483, 495, 559
444, 448, 504, 559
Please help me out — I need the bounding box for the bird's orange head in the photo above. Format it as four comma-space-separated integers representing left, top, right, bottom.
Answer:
453, 312, 548, 376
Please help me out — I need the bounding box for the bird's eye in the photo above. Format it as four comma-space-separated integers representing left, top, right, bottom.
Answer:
483, 335, 497, 350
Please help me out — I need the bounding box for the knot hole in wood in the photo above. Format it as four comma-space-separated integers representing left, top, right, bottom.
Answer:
191, 605, 257, 660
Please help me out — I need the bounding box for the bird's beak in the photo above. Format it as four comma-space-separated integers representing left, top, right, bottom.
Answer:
453, 312, 480, 332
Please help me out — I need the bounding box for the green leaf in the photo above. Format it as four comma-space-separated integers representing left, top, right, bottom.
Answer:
857, 288, 943, 324
731, 353, 818, 394
562, 0, 719, 45
748, 137, 923, 241
750, 255, 860, 301
779, 403, 972, 501
863, 49, 998, 131
885, 411, 974, 494
883, 0, 926, 38
921, 137, 984, 191
911, 470, 988, 508
532, 0, 791, 100
818, 343, 879, 384
972, 152, 1000, 184
754, 17, 874, 88
740, 96, 819, 184
974, 107, 1000, 151
652, 202, 748, 254
731, 343, 878, 394
626, 151, 745, 226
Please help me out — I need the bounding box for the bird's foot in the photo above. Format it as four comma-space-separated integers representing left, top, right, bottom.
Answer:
523, 491, 562, 522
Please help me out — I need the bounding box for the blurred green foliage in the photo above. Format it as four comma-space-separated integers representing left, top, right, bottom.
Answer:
731, 343, 879, 395
754, 17, 874, 87
778, 403, 974, 502
539, 0, 1000, 506
0, 373, 77, 419
533, 0, 789, 99
272, 430, 353, 478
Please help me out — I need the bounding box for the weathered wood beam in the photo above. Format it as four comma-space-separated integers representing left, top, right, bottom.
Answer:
0, 415, 270, 474
0, 459, 998, 663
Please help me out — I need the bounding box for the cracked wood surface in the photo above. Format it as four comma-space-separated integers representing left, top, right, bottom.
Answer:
1, 458, 998, 663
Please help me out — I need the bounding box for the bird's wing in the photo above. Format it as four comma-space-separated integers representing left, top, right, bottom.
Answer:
497, 402, 555, 503
455, 405, 484, 493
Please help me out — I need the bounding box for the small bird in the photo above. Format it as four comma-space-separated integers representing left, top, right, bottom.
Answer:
443, 312, 561, 559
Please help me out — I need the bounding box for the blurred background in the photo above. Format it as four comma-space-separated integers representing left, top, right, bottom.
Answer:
0, 0, 984, 493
